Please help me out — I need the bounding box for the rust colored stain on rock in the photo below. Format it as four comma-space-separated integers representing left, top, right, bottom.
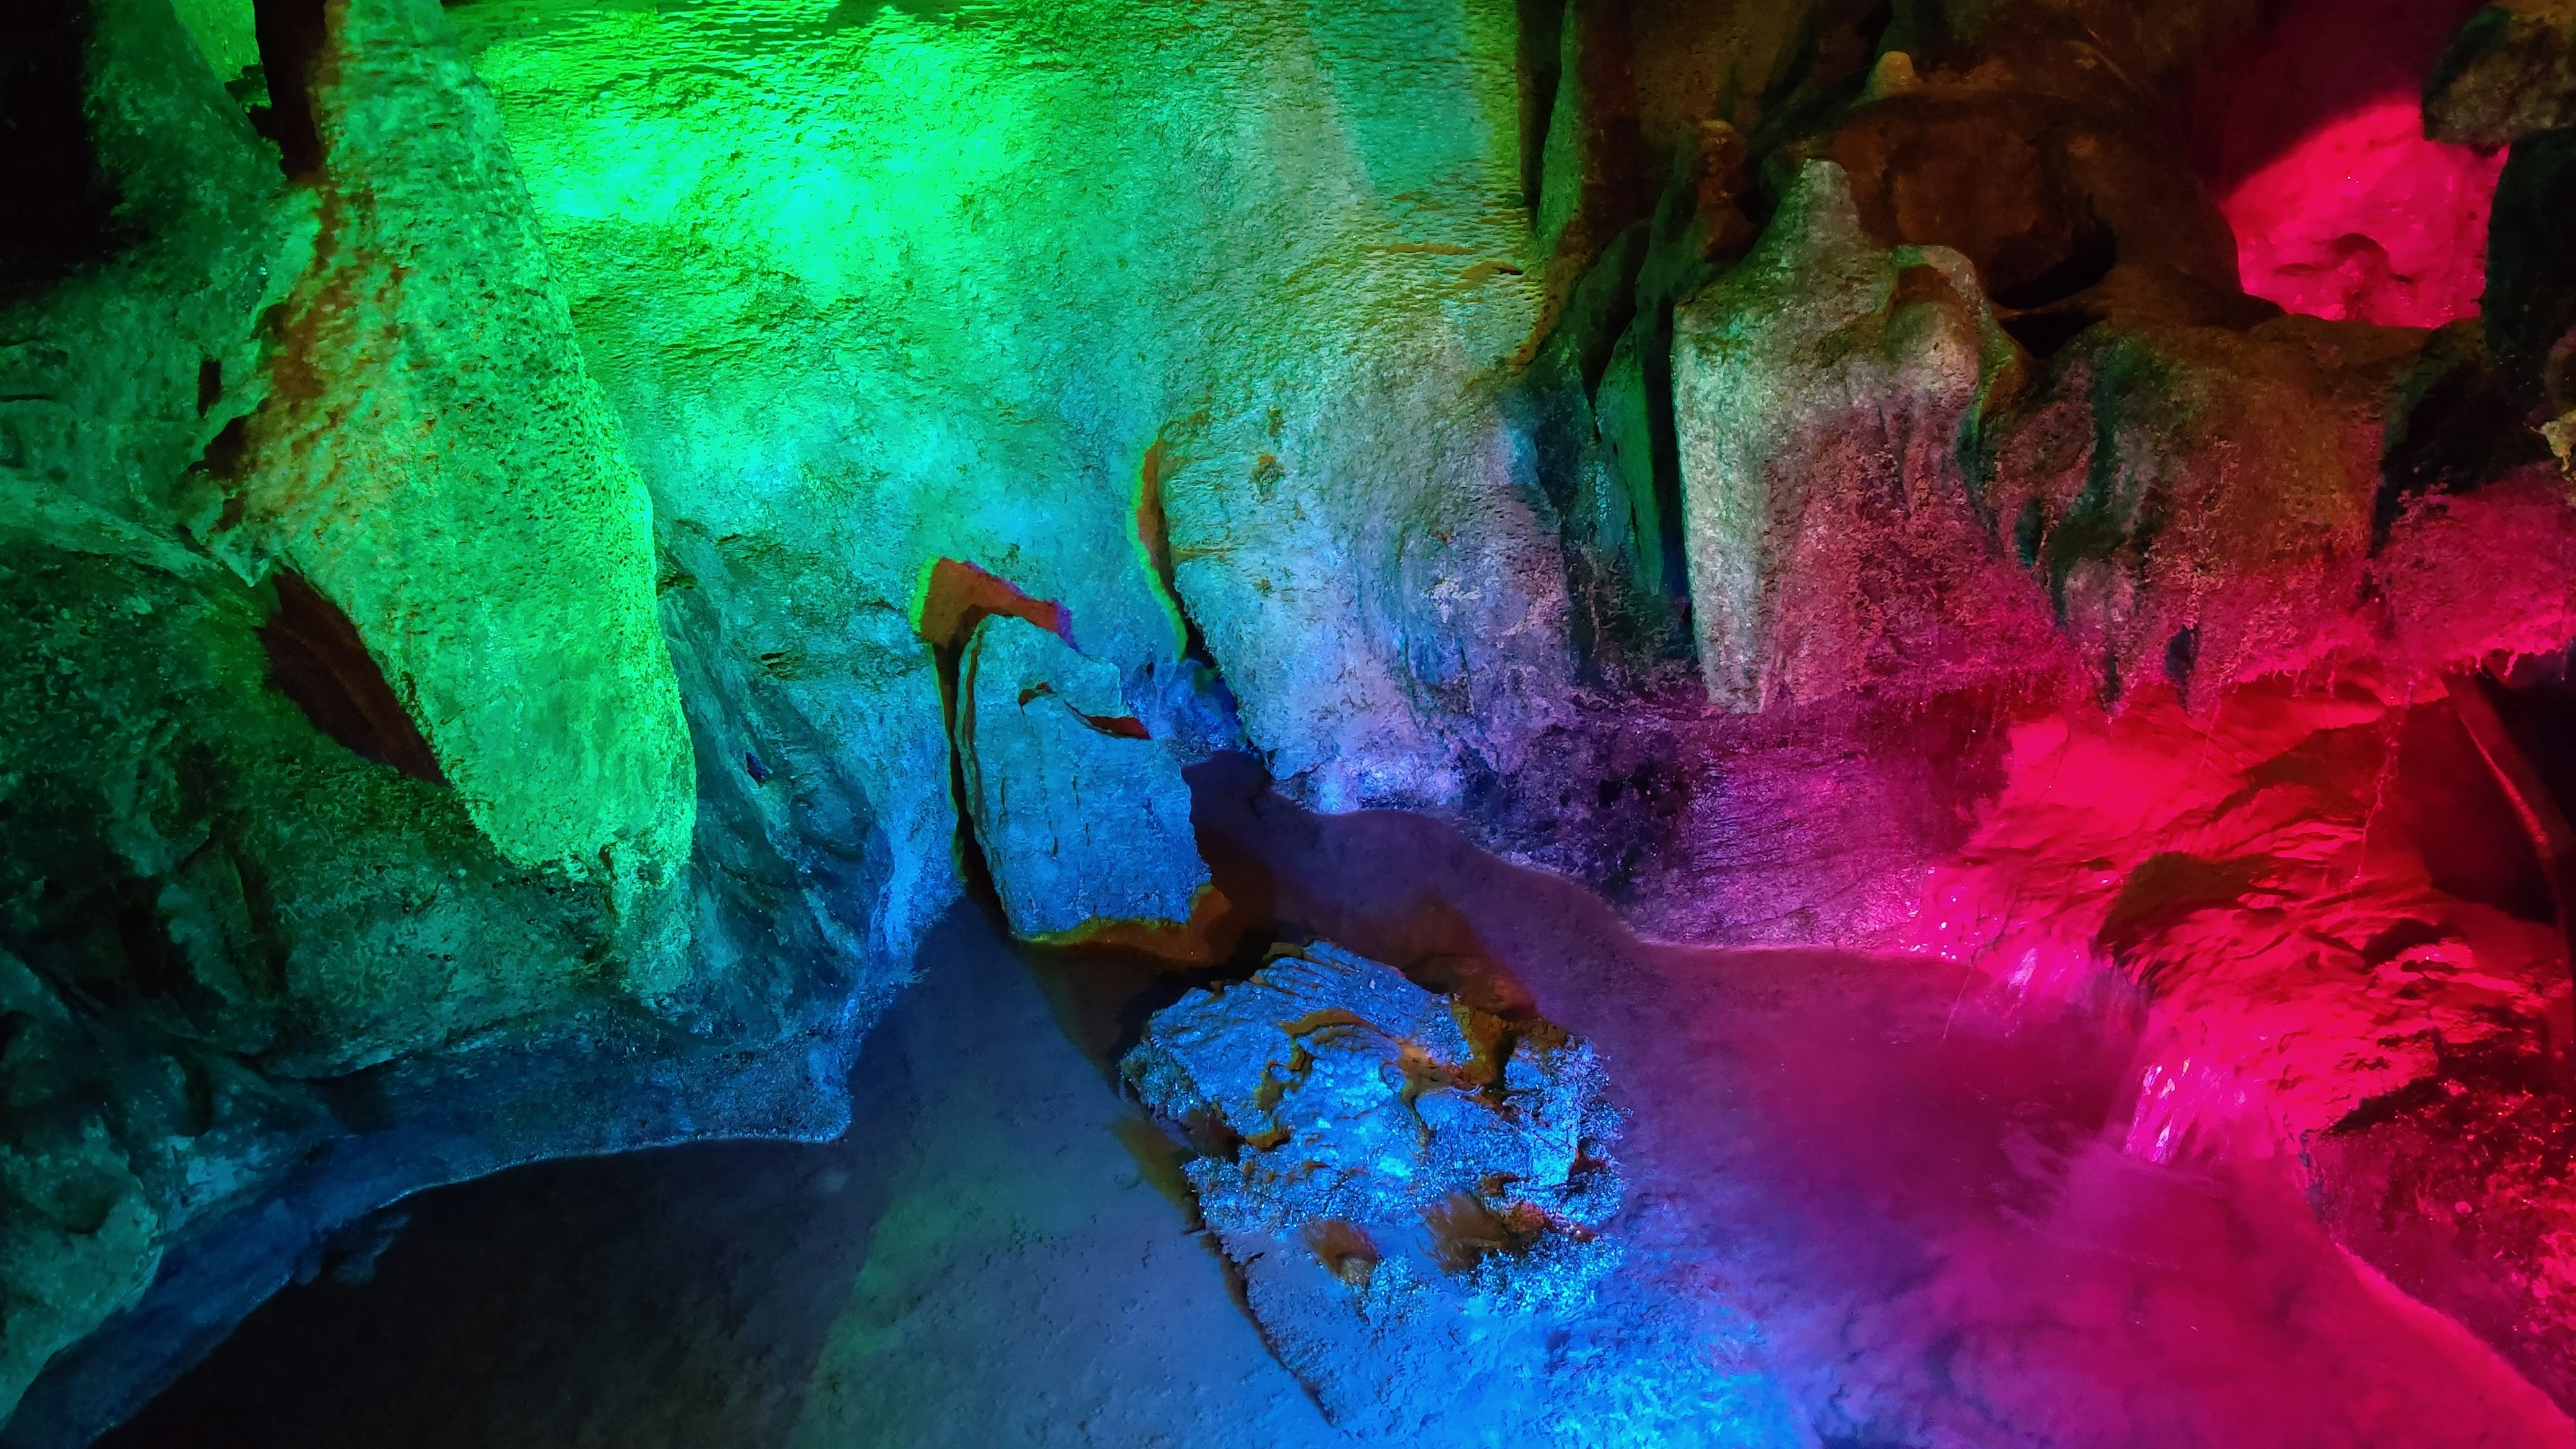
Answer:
260, 569, 447, 784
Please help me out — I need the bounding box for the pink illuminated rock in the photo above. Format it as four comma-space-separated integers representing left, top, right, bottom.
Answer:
2197, 0, 2503, 328
2220, 99, 2504, 327
1894, 676, 2576, 1404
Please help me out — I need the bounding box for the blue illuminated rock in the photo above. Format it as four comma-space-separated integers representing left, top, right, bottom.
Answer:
959, 615, 1211, 940
1124, 942, 1623, 1439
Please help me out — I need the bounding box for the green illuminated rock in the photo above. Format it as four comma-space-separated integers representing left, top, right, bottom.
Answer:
2427, 1, 2576, 149
237, 0, 695, 881
0, 0, 853, 1422
446, 0, 1577, 814
0, 0, 1594, 1429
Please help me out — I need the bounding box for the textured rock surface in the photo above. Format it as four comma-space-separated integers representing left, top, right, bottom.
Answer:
2, 0, 1596, 1426
1983, 312, 2418, 699
1668, 113, 2564, 717
445, 0, 1578, 817
2428, 0, 2576, 147
236, 0, 695, 879
1125, 942, 1623, 1440
2202, 0, 2502, 329
1672, 160, 2049, 710
2485, 127, 2576, 441
0, 0, 903, 1428
959, 614, 1210, 939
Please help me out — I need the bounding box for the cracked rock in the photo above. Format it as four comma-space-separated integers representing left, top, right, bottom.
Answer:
958, 614, 1210, 941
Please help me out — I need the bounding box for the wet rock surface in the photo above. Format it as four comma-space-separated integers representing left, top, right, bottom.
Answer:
82, 796, 2576, 1449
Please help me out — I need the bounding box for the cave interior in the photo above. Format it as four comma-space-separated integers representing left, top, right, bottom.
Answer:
5, 0, 2576, 1444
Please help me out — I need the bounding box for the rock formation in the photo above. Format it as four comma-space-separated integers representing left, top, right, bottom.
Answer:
958, 614, 1210, 939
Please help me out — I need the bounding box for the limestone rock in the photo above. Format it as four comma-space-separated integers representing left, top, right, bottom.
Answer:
959, 615, 1210, 940
0, 0, 914, 1430
1982, 313, 2420, 701
1124, 943, 1622, 1438
2428, 1, 2576, 149
445, 0, 1576, 820
20, 0, 2576, 1435
1668, 155, 2551, 714
1672, 159, 2055, 711
235, 0, 694, 881
1817, 88, 2238, 316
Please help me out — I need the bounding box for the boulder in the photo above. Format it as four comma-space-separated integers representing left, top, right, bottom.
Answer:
957, 615, 1210, 940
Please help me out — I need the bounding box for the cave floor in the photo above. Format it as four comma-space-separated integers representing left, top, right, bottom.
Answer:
99, 905, 1344, 1449
94, 788, 2576, 1448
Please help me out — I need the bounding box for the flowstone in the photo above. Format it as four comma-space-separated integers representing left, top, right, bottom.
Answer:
1672, 160, 2051, 712
1124, 943, 1625, 1440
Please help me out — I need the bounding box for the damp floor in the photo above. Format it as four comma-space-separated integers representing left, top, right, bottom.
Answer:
94, 777, 2576, 1448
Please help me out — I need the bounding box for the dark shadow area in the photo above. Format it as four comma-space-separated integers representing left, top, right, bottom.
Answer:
260, 570, 447, 784
96, 904, 1338, 1449
0, 0, 134, 304
2378, 342, 2559, 545
2394, 696, 2558, 924
248, 0, 329, 178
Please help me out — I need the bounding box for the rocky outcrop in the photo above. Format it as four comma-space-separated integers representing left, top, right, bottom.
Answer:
1983, 310, 2431, 700
1124, 942, 1622, 1441
235, 0, 694, 883
3, 0, 1596, 1429
1669, 95, 2567, 715
2428, 1, 2576, 148
447, 0, 1581, 819
0, 0, 903, 1432
1896, 678, 2576, 1403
